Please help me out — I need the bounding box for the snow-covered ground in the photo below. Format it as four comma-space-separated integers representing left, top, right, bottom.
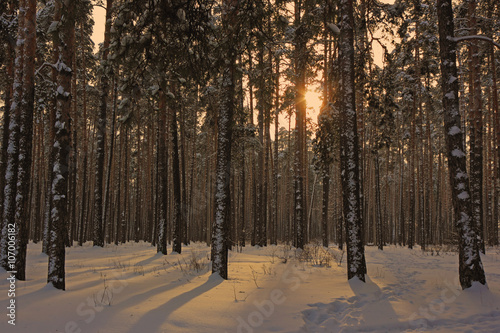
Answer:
1, 242, 499, 333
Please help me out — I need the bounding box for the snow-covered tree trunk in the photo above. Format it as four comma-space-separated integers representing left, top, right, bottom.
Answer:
211, 64, 235, 279
238, 143, 246, 248
467, 0, 485, 254
322, 173, 330, 248
339, 0, 366, 282
211, 0, 238, 280
14, 0, 37, 280
409, 96, 416, 249
1, 0, 25, 271
77, 29, 89, 246
437, 0, 486, 290
114, 123, 124, 245
375, 153, 383, 251
271, 55, 280, 246
179, 108, 188, 245
93, 0, 113, 248
490, 44, 499, 246
134, 127, 142, 242
121, 126, 129, 244
255, 37, 265, 247
103, 79, 117, 244
157, 85, 168, 254
47, 0, 75, 290
171, 90, 183, 254
293, 11, 307, 250
0, 1, 16, 249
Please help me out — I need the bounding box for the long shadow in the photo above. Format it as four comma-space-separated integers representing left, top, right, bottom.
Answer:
127, 275, 223, 333
89, 278, 187, 328
133, 252, 166, 267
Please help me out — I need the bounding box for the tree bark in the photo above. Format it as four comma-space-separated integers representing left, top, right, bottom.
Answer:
93, 0, 113, 247
157, 85, 169, 254
171, 88, 183, 254
339, 0, 366, 281
48, 0, 75, 290
294, 2, 307, 250
211, 0, 238, 280
437, 0, 486, 289
0, 1, 15, 250
0, 0, 25, 271
14, 0, 37, 280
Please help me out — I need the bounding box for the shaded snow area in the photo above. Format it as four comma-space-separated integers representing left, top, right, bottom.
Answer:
1, 243, 500, 333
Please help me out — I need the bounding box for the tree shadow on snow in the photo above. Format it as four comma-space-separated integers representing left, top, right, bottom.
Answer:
301, 276, 404, 332
127, 275, 223, 333
133, 252, 166, 267
347, 276, 402, 330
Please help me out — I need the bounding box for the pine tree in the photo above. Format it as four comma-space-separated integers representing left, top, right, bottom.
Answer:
171, 86, 183, 254
47, 0, 76, 290
466, 0, 485, 253
157, 83, 169, 254
339, 0, 367, 282
211, 0, 240, 280
14, 0, 37, 280
293, 0, 309, 250
436, 0, 486, 290
0, 1, 16, 253
93, 0, 113, 248
1, 0, 25, 271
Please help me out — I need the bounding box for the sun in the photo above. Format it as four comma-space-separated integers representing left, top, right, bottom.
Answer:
305, 88, 322, 120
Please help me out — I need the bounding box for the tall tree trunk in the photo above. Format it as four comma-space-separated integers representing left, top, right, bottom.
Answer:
489, 44, 499, 246
211, 0, 238, 280
238, 143, 246, 248
48, 0, 75, 290
157, 85, 169, 254
134, 125, 142, 242
179, 105, 188, 245
256, 37, 265, 247
171, 91, 183, 254
78, 27, 89, 246
14, 0, 37, 280
467, 0, 485, 253
437, 0, 486, 289
375, 152, 383, 250
104, 78, 117, 243
68, 21, 78, 247
272, 55, 280, 246
93, 0, 113, 247
322, 173, 330, 248
339, 0, 366, 281
0, 1, 16, 249
0, 0, 25, 271
294, 2, 307, 250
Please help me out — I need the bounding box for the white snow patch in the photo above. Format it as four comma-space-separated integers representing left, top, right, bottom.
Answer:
445, 91, 455, 100
451, 149, 465, 158
448, 126, 461, 136
458, 191, 470, 200
2, 244, 500, 333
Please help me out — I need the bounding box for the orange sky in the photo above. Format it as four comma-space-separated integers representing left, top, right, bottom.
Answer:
91, 1, 394, 137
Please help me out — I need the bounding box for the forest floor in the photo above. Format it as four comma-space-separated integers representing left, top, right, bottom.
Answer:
1, 241, 500, 333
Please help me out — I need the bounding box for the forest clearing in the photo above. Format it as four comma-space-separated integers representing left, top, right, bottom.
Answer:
0, 242, 499, 332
